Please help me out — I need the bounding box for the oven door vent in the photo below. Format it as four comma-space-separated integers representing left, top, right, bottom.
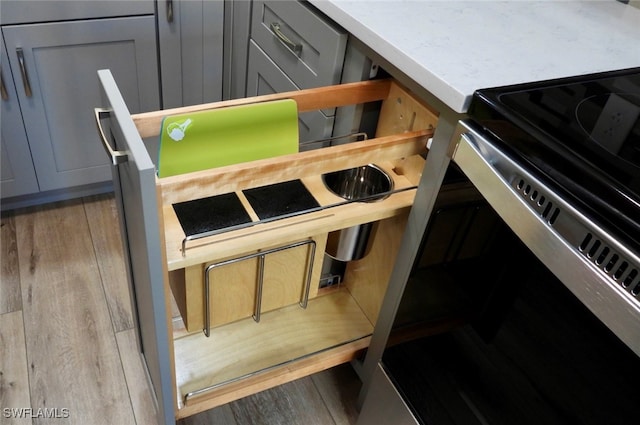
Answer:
579, 233, 640, 297
513, 175, 640, 301
514, 177, 561, 225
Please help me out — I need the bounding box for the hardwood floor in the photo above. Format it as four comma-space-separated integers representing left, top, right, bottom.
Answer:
0, 194, 361, 425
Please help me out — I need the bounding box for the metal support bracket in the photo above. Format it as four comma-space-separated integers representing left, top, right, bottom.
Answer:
203, 239, 317, 337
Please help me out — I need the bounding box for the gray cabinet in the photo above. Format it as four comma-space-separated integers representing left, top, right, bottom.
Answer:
1, 15, 159, 206
157, 0, 224, 108
246, 0, 348, 149
250, 0, 347, 90
243, 0, 376, 150
223, 0, 253, 101
1, 32, 39, 198
247, 40, 336, 148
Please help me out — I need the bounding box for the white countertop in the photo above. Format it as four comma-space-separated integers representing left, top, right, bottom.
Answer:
309, 0, 640, 113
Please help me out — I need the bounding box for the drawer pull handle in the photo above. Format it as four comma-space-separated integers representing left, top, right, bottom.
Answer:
166, 0, 174, 23
94, 107, 129, 165
16, 48, 32, 97
0, 66, 8, 101
270, 22, 302, 56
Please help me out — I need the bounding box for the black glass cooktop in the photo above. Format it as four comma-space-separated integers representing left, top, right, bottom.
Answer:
468, 67, 640, 253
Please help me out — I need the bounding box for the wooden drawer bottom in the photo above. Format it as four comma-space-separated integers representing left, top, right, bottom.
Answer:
173, 288, 373, 417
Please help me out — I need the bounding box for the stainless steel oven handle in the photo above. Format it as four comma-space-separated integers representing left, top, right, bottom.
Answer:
453, 121, 640, 268
452, 120, 640, 356
452, 125, 517, 183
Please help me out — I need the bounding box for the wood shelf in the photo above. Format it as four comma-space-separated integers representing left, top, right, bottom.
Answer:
173, 288, 373, 412
162, 161, 420, 270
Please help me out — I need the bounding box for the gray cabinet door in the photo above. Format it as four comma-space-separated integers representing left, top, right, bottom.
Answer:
157, 0, 224, 108
2, 16, 159, 192
97, 69, 174, 425
1, 31, 39, 198
251, 0, 347, 89
246, 40, 334, 149
223, 0, 253, 100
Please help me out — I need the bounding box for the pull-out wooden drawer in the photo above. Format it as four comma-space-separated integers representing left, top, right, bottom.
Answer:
97, 72, 438, 422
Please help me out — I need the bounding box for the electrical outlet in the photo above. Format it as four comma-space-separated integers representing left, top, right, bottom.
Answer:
590, 93, 640, 154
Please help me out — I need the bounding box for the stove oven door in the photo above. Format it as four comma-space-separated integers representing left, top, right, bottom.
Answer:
452, 120, 640, 355
356, 119, 640, 425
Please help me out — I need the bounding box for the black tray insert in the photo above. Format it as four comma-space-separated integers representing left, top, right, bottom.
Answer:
243, 179, 320, 220
173, 192, 252, 237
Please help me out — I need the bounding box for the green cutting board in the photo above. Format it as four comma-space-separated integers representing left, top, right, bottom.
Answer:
157, 99, 299, 178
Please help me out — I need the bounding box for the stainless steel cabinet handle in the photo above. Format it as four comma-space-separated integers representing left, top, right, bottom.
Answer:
16, 48, 32, 97
0, 66, 8, 101
94, 107, 129, 165
270, 22, 302, 56
166, 0, 174, 23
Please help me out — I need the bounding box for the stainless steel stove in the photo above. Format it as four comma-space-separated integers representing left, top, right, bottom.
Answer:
357, 68, 640, 425
455, 68, 640, 355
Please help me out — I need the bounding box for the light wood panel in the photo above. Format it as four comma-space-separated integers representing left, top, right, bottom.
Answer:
133, 79, 393, 138
376, 81, 439, 137
83, 194, 134, 332
345, 212, 411, 325
0, 311, 31, 424
0, 212, 22, 314
174, 289, 373, 413
377, 81, 439, 181
157, 131, 429, 206
176, 335, 370, 419
172, 234, 326, 333
207, 256, 259, 327
177, 364, 361, 425
15, 200, 135, 425
163, 163, 417, 270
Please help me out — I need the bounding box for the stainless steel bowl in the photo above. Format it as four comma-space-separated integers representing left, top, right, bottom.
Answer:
322, 164, 393, 202
322, 164, 394, 261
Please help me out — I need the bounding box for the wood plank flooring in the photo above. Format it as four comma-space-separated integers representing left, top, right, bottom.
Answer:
0, 194, 361, 425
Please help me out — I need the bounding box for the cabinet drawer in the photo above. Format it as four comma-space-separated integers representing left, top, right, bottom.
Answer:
0, 0, 153, 25
251, 0, 347, 90
99, 68, 439, 419
246, 41, 335, 149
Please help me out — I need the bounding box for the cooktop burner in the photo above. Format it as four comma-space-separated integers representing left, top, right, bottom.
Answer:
469, 67, 640, 253
575, 92, 640, 166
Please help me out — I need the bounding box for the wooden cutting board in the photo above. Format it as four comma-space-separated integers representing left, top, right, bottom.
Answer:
157, 99, 299, 177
